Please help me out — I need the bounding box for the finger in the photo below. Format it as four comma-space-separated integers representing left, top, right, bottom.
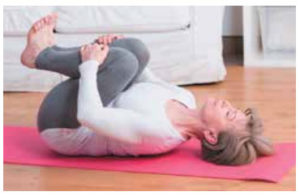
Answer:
111, 34, 118, 41
92, 43, 101, 49
101, 37, 105, 45
106, 35, 112, 43
82, 44, 88, 50
117, 35, 124, 39
95, 36, 101, 44
108, 36, 113, 44
87, 44, 94, 50
80, 44, 87, 52
98, 44, 105, 50
104, 37, 108, 45
102, 45, 109, 54
106, 35, 111, 44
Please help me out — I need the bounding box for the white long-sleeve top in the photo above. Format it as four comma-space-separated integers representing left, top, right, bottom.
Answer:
41, 60, 197, 156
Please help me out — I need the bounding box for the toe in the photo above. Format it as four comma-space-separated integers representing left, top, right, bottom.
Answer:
37, 20, 43, 30
32, 24, 38, 32
50, 13, 58, 24
48, 13, 58, 28
44, 16, 51, 24
36, 23, 41, 31
48, 16, 53, 25
33, 21, 40, 31
52, 12, 58, 20
32, 15, 48, 32
42, 17, 47, 24
41, 18, 47, 27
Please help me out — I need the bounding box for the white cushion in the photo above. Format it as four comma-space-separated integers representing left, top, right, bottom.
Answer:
55, 6, 190, 33
4, 6, 55, 36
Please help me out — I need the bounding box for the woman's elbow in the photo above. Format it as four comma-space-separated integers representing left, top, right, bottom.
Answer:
76, 112, 91, 126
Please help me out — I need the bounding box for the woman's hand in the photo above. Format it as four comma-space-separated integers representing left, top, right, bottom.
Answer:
96, 34, 124, 45
80, 43, 109, 65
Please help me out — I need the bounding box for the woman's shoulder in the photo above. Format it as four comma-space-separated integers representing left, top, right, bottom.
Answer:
174, 88, 197, 109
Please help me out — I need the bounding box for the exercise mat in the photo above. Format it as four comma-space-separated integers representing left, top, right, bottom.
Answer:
4, 126, 295, 183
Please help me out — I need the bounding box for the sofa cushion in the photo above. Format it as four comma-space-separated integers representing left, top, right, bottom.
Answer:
55, 6, 191, 33
4, 6, 55, 36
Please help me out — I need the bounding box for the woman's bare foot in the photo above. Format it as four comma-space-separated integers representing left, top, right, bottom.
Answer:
20, 13, 58, 68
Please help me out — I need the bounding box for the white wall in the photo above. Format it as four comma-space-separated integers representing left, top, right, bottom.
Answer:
223, 6, 243, 36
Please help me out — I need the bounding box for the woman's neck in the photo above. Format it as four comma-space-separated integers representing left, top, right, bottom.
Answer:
165, 100, 205, 140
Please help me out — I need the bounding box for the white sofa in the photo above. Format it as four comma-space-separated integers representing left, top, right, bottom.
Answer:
4, 6, 226, 92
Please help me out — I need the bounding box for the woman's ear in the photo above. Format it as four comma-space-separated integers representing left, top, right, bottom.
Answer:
203, 129, 218, 145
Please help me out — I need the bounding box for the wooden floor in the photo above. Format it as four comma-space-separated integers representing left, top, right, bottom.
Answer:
3, 66, 296, 191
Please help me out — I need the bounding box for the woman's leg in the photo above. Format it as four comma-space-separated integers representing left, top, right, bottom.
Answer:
35, 45, 122, 79
37, 48, 139, 133
107, 38, 150, 83
51, 45, 80, 52
52, 37, 150, 69
41, 38, 150, 82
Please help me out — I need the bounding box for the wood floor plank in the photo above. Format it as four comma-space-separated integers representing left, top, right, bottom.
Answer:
3, 66, 296, 190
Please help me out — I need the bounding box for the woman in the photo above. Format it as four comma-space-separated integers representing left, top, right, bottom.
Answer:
21, 13, 274, 165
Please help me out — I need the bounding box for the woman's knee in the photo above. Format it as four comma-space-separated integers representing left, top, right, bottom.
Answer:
96, 48, 139, 104
37, 79, 80, 132
110, 38, 150, 67
105, 47, 139, 80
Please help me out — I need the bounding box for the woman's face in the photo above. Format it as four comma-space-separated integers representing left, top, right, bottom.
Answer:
200, 98, 249, 136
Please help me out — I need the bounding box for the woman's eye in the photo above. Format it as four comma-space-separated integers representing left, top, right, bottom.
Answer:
214, 99, 217, 106
226, 111, 230, 117
226, 110, 236, 120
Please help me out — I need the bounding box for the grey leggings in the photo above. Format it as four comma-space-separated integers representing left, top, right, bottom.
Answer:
36, 38, 150, 133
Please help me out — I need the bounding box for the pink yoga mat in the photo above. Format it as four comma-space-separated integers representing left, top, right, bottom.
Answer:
4, 126, 295, 183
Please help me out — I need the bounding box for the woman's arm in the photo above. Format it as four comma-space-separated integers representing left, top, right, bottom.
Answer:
77, 60, 168, 144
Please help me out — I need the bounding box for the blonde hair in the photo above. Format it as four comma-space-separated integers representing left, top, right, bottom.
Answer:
201, 108, 274, 166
